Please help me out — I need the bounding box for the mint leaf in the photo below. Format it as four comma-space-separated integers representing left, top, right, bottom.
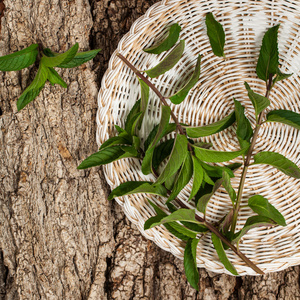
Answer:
156, 134, 189, 184
256, 24, 279, 82
165, 203, 207, 233
138, 79, 149, 129
248, 195, 286, 226
47, 67, 67, 88
222, 170, 236, 203
77, 145, 138, 169
253, 151, 300, 179
244, 82, 270, 118
125, 99, 141, 134
99, 132, 132, 150
145, 40, 185, 78
145, 199, 193, 240
144, 123, 176, 151
144, 23, 181, 54
148, 209, 202, 228
234, 99, 253, 149
41, 43, 78, 67
211, 233, 238, 275
266, 110, 300, 130
184, 238, 200, 291
58, 49, 101, 68
108, 181, 167, 200
0, 44, 38, 72
167, 221, 198, 238
169, 55, 201, 104
205, 13, 225, 57
232, 216, 275, 244
196, 178, 222, 214
142, 106, 172, 174
167, 153, 193, 202
152, 139, 174, 170
272, 67, 292, 86
185, 111, 235, 138
193, 145, 247, 163
189, 156, 204, 201
17, 63, 48, 111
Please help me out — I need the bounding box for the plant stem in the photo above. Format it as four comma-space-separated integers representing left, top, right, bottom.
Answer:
117, 53, 186, 136
230, 76, 273, 233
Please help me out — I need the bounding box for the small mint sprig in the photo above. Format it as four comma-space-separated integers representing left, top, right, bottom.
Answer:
0, 43, 101, 111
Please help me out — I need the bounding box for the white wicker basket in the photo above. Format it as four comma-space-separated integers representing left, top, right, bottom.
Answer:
96, 0, 300, 275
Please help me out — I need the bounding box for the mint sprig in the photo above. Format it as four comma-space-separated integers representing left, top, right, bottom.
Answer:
0, 43, 101, 111
78, 18, 298, 287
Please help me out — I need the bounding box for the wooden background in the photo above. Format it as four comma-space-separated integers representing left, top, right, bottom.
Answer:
0, 0, 299, 299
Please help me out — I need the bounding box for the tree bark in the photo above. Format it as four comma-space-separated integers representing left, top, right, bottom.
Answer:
0, 0, 300, 299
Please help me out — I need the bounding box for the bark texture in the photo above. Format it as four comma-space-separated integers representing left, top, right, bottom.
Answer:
0, 0, 300, 299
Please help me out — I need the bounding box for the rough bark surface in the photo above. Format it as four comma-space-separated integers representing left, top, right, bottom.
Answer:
0, 0, 300, 299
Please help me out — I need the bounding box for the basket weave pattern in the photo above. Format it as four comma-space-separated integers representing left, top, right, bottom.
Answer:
97, 0, 300, 275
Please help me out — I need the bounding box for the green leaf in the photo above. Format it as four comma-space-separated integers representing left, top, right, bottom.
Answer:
108, 181, 167, 201
99, 133, 132, 150
77, 145, 138, 169
43, 48, 56, 57
115, 125, 124, 134
145, 200, 193, 240
0, 44, 38, 72
256, 24, 279, 82
126, 112, 143, 136
189, 156, 204, 201
17, 63, 48, 111
205, 13, 225, 57
133, 136, 140, 150
232, 216, 275, 244
193, 145, 247, 163
125, 99, 141, 135
145, 40, 185, 78
169, 55, 201, 104
58, 49, 101, 68
156, 134, 189, 184
272, 67, 292, 86
47, 67, 67, 88
196, 178, 222, 214
138, 79, 150, 129
185, 111, 235, 138
211, 233, 238, 275
234, 99, 253, 149
222, 170, 236, 203
266, 110, 300, 130
184, 238, 200, 291
248, 195, 286, 226
167, 222, 197, 238
144, 23, 181, 54
202, 170, 215, 186
152, 139, 174, 170
142, 106, 172, 174
144, 123, 176, 151
148, 209, 202, 228
120, 145, 139, 157
165, 203, 208, 233
253, 151, 300, 179
244, 82, 270, 118
165, 172, 177, 190
201, 162, 235, 178
167, 153, 193, 202
41, 43, 79, 67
